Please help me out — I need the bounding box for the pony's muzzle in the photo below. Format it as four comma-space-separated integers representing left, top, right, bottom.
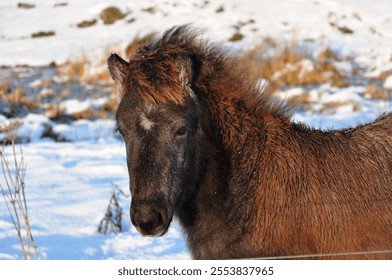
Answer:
130, 202, 169, 237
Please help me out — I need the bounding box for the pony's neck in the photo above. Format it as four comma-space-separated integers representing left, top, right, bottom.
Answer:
200, 85, 270, 153
176, 106, 263, 259
193, 56, 275, 151
177, 56, 293, 258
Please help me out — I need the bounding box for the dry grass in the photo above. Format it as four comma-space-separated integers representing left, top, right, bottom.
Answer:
285, 92, 312, 107
125, 33, 151, 59
229, 32, 244, 42
58, 34, 152, 86
61, 35, 350, 90
100, 7, 125, 24
320, 101, 353, 114
60, 89, 72, 100
56, 36, 351, 117
102, 97, 119, 113
0, 127, 38, 259
0, 122, 22, 144
45, 103, 65, 120
49, 106, 105, 123
71, 108, 95, 120
0, 82, 11, 95
240, 39, 348, 87
77, 19, 97, 28
1, 87, 39, 115
31, 31, 55, 38
98, 184, 129, 234
46, 101, 116, 122
58, 53, 90, 82
57, 44, 123, 85
367, 71, 391, 83
71, 108, 111, 120
364, 86, 390, 100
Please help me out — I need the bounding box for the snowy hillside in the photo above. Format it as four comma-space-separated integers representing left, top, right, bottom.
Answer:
0, 0, 391, 260
1, 0, 392, 72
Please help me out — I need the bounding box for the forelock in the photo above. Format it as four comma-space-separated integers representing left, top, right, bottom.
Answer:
124, 25, 201, 105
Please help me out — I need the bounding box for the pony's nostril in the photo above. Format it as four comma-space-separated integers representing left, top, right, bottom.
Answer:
155, 209, 164, 226
131, 207, 167, 236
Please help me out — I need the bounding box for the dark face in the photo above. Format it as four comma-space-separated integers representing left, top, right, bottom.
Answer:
116, 93, 201, 237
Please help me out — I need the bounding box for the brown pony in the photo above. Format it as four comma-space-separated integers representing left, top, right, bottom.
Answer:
108, 25, 392, 259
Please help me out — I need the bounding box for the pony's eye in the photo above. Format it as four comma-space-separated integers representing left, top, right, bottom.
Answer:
176, 126, 187, 137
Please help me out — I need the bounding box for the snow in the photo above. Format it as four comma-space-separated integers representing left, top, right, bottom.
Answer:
320, 87, 363, 103
0, 0, 392, 72
53, 119, 116, 142
0, 115, 7, 123
59, 98, 108, 114
60, 99, 92, 115
383, 75, 392, 89
1, 0, 392, 260
0, 140, 189, 260
18, 114, 51, 142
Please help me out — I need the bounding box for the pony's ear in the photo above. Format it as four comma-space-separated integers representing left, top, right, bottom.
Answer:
178, 55, 201, 99
178, 56, 194, 88
108, 53, 129, 97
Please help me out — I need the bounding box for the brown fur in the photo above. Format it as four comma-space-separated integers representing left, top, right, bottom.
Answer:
109, 25, 392, 259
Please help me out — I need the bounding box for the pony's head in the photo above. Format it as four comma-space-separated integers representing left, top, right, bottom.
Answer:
108, 27, 207, 236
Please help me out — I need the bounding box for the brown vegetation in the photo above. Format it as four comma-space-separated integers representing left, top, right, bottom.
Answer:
364, 86, 390, 100
31, 31, 55, 38
100, 7, 125, 25
1, 87, 39, 115
0, 128, 38, 259
77, 19, 97, 28
241, 40, 348, 87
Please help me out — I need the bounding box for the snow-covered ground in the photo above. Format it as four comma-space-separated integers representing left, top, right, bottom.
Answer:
0, 0, 392, 260
0, 140, 189, 260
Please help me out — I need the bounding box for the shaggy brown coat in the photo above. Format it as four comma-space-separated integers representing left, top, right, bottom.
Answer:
109, 25, 392, 259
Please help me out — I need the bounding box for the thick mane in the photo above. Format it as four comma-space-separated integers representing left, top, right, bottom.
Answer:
126, 25, 289, 118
